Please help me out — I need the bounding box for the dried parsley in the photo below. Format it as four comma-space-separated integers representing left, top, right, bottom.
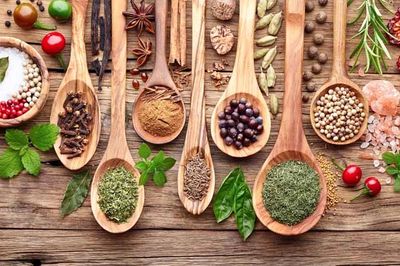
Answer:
97, 167, 139, 224
263, 160, 320, 226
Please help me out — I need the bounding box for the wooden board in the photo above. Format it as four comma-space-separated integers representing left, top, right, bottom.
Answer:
1, 0, 400, 264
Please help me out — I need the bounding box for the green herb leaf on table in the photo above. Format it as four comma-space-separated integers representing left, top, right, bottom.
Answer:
153, 170, 167, 187
382, 152, 396, 165
138, 143, 151, 159
0, 57, 9, 82
61, 170, 92, 217
234, 182, 256, 241
5, 129, 29, 150
29, 124, 60, 151
0, 148, 24, 179
383, 151, 400, 193
21, 148, 41, 176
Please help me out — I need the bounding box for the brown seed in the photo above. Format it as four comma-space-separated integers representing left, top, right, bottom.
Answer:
312, 63, 322, 74
132, 79, 140, 90
303, 71, 313, 82
316, 11, 327, 24
130, 68, 140, 75
317, 52, 328, 64
5, 21, 11, 27
140, 72, 148, 82
313, 33, 324, 45
305, 1, 314, 13
318, 0, 328, 6
306, 82, 316, 92
302, 94, 310, 103
304, 21, 315, 33
307, 46, 319, 59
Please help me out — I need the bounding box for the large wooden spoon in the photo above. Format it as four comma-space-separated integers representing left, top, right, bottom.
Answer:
252, 0, 327, 236
210, 0, 271, 158
90, 0, 144, 234
132, 0, 186, 145
310, 0, 368, 145
177, 0, 215, 215
50, 0, 101, 171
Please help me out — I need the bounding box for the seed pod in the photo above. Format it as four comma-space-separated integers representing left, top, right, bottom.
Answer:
258, 67, 268, 95
266, 0, 277, 10
269, 94, 279, 115
257, 0, 268, 18
266, 65, 276, 88
256, 35, 277, 47
268, 11, 282, 36
254, 48, 270, 60
256, 13, 274, 30
262, 46, 277, 69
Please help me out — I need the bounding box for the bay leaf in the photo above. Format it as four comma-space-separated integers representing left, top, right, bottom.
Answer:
61, 170, 92, 217
0, 57, 9, 82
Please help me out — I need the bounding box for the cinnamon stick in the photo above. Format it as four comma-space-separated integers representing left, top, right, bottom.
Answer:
169, 0, 186, 66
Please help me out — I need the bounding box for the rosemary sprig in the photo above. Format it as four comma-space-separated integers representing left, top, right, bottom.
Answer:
348, 0, 395, 75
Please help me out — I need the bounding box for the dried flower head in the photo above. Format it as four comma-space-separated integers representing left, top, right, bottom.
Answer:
123, 0, 155, 36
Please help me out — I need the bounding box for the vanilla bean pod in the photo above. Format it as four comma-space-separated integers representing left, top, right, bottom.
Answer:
98, 0, 111, 91
91, 0, 100, 56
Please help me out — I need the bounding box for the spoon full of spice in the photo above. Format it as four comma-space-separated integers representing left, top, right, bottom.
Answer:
210, 0, 271, 158
310, 0, 369, 145
132, 0, 186, 145
50, 0, 101, 171
252, 0, 327, 236
90, 0, 144, 233
177, 0, 215, 215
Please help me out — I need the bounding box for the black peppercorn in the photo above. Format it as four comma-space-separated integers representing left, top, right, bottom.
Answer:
311, 63, 322, 74
39, 5, 45, 12
317, 52, 328, 64
304, 21, 315, 33
313, 33, 325, 45
307, 46, 319, 59
7, 10, 12, 16
305, 1, 314, 13
5, 21, 11, 28
318, 0, 328, 7
16, 0, 21, 4
303, 71, 313, 82
315, 11, 327, 24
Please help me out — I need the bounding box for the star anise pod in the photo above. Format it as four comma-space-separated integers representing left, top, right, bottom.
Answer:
132, 38, 152, 67
123, 0, 155, 36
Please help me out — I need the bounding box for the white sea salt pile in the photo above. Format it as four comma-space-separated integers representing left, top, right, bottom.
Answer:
0, 47, 27, 101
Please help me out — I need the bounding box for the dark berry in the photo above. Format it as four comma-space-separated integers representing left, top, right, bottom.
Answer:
239, 115, 249, 124
239, 98, 247, 104
228, 128, 238, 138
243, 138, 251, 147
244, 128, 253, 138
231, 112, 239, 121
220, 128, 228, 138
237, 133, 244, 141
218, 111, 225, 119
237, 122, 245, 132
227, 119, 235, 128
234, 141, 243, 150
256, 124, 264, 133
219, 120, 227, 128
238, 104, 246, 114
249, 119, 258, 129
224, 106, 233, 114
256, 116, 263, 124
245, 102, 253, 109
253, 107, 260, 117
225, 136, 234, 146
230, 99, 239, 108
245, 108, 254, 117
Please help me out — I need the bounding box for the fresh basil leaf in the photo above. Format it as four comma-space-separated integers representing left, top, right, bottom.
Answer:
386, 166, 399, 176
61, 170, 92, 217
135, 161, 148, 172
0, 148, 23, 179
152, 151, 165, 166
21, 148, 41, 176
153, 170, 167, 187
5, 129, 28, 150
382, 152, 396, 165
0, 57, 9, 82
213, 168, 243, 223
234, 181, 256, 241
138, 143, 151, 159
394, 176, 400, 193
159, 157, 176, 171
139, 169, 150, 186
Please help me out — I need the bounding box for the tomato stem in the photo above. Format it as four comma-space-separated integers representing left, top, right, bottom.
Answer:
350, 187, 368, 202
55, 54, 67, 71
33, 21, 57, 30
331, 158, 345, 171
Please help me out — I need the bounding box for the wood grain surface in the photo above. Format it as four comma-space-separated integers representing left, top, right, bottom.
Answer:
1, 0, 400, 265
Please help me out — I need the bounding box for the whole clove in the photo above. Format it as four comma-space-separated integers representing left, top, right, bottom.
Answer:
58, 92, 93, 159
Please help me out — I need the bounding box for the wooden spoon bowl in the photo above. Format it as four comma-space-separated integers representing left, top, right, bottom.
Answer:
91, 158, 145, 233
210, 0, 271, 158
50, 0, 101, 171
132, 0, 186, 145
309, 0, 368, 146
0, 37, 49, 128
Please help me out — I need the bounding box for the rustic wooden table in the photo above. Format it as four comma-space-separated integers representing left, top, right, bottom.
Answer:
1, 0, 400, 265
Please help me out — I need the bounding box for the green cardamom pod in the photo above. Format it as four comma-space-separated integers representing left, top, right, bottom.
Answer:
268, 11, 283, 36
266, 0, 278, 10
256, 13, 274, 30
256, 35, 277, 47
258, 67, 268, 95
257, 0, 268, 18
262, 46, 277, 69
267, 65, 276, 88
254, 48, 270, 60
269, 94, 279, 116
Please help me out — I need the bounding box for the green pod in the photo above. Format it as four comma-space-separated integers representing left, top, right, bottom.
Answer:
256, 13, 274, 30
266, 0, 278, 10
269, 94, 279, 115
257, 0, 268, 18
254, 48, 270, 60
256, 35, 277, 47
258, 67, 269, 95
267, 65, 276, 88
268, 11, 283, 36
262, 46, 277, 69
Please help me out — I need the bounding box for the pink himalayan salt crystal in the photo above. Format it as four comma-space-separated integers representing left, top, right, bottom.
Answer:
363, 80, 400, 116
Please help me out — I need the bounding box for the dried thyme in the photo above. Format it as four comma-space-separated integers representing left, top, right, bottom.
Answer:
98, 167, 139, 224
184, 154, 211, 201
263, 160, 320, 226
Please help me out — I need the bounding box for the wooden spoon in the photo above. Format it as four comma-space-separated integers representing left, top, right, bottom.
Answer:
177, 0, 215, 215
252, 0, 327, 236
310, 0, 369, 145
132, 0, 186, 145
210, 0, 271, 158
90, 0, 144, 234
50, 0, 101, 171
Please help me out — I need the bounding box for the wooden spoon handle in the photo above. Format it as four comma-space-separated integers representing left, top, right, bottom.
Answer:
332, 0, 348, 78
109, 0, 128, 146
70, 0, 89, 73
279, 0, 305, 142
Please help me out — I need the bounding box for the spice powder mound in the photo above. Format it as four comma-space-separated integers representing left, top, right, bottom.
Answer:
184, 154, 211, 201
138, 87, 184, 137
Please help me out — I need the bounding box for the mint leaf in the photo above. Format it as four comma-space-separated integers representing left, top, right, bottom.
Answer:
135, 161, 148, 172
386, 166, 399, 176
5, 129, 28, 150
382, 152, 396, 165
61, 170, 92, 217
138, 143, 151, 159
139, 169, 150, 186
153, 170, 167, 187
159, 157, 176, 171
0, 57, 9, 82
19, 146, 29, 156
29, 124, 59, 151
152, 151, 165, 166
0, 148, 23, 179
21, 148, 41, 176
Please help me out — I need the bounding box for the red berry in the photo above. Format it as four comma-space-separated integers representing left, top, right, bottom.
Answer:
6, 99, 12, 105
342, 165, 362, 186
22, 107, 29, 113
2, 114, 8, 119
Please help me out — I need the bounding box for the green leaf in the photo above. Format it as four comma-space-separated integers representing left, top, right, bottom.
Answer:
19, 146, 29, 156
396, 154, 400, 167
60, 170, 92, 217
234, 182, 256, 241
138, 143, 151, 159
153, 170, 167, 187
135, 161, 148, 172
159, 157, 176, 171
386, 166, 399, 176
21, 148, 41, 176
394, 176, 400, 193
139, 169, 150, 186
152, 151, 165, 166
382, 152, 396, 165
29, 124, 59, 151
0, 148, 23, 179
5, 129, 28, 150
0, 57, 9, 82
213, 168, 243, 223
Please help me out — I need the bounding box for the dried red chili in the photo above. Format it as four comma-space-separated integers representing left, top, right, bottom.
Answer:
388, 8, 400, 46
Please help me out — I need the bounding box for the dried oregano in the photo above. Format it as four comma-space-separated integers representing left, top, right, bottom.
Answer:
263, 160, 320, 226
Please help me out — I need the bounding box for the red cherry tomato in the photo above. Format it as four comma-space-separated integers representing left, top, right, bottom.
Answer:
351, 177, 381, 201
41, 31, 66, 55
342, 165, 362, 186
